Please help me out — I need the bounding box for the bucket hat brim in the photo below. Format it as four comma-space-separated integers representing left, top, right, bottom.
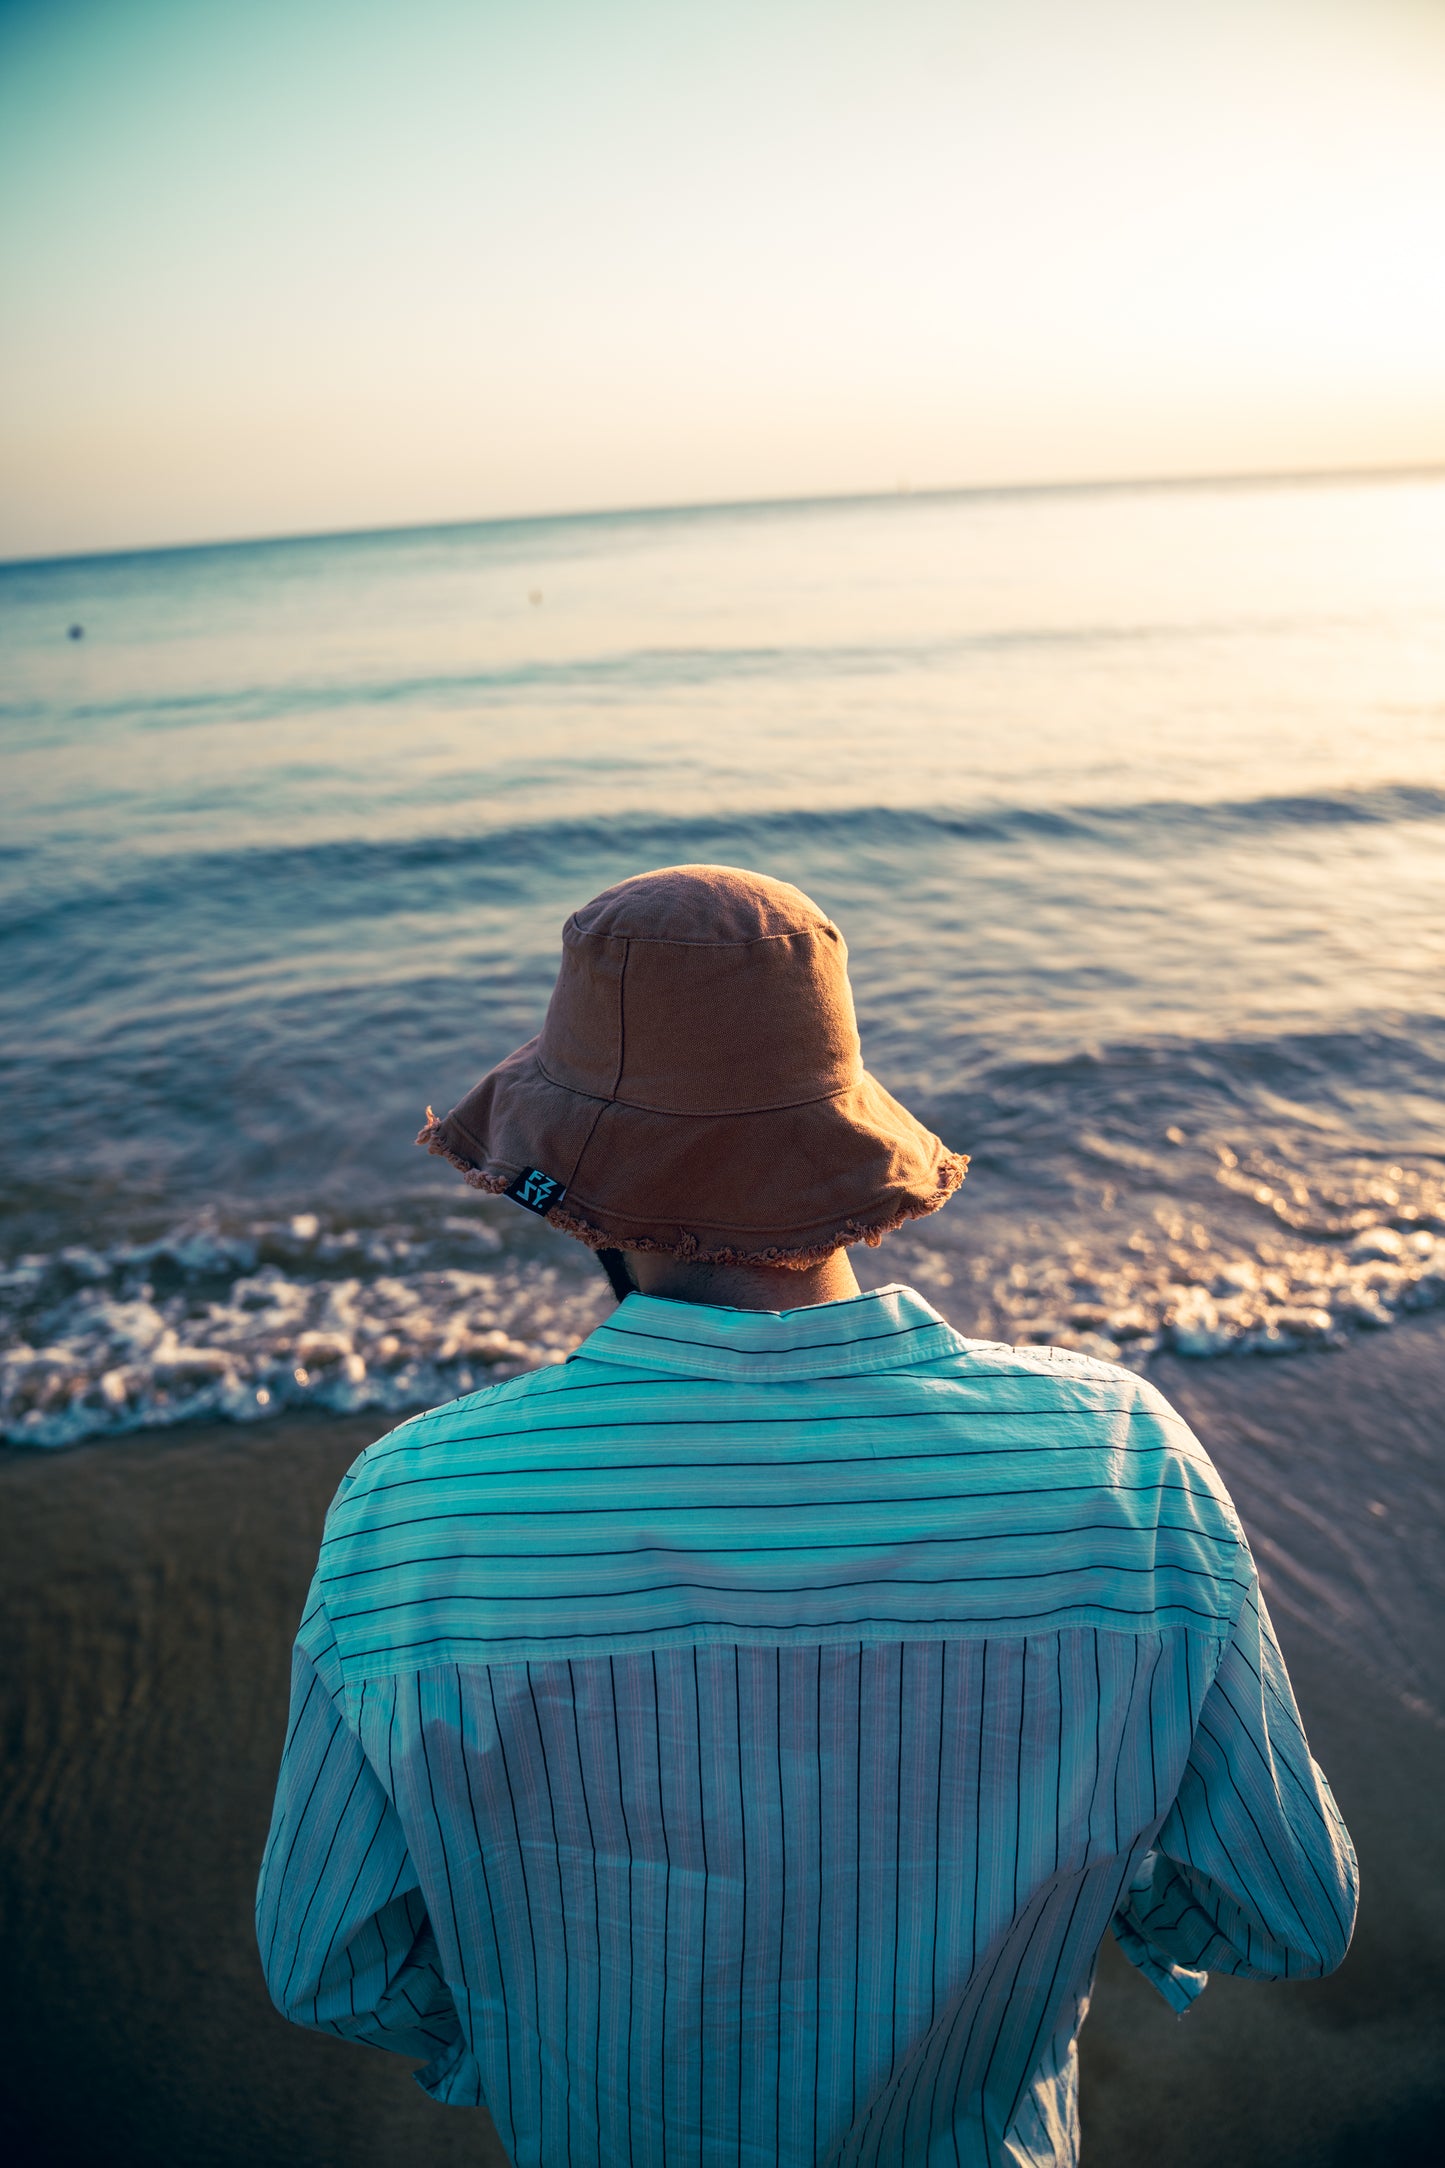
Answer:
419, 1035, 966, 1268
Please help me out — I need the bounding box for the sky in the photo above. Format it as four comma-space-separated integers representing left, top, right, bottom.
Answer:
2, 0, 1444, 560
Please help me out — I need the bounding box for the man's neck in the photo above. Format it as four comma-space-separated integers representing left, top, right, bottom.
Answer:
620, 1247, 861, 1312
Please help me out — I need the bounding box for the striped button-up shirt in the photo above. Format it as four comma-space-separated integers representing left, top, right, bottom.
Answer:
257, 1285, 1357, 2167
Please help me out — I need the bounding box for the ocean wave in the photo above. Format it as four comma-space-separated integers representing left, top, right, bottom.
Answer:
4, 1190, 1443, 1450
0, 1215, 609, 1450
6, 785, 1444, 941
948, 1020, 1445, 1162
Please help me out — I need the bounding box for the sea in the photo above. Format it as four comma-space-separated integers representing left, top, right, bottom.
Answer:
3, 470, 1445, 1455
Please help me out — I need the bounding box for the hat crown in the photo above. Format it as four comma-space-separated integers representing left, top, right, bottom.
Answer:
571, 863, 829, 944
538, 864, 862, 1116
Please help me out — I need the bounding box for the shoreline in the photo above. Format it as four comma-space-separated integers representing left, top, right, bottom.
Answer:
2, 1319, 1443, 2164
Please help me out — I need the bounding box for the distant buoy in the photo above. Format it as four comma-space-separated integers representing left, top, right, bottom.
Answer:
67, 624, 84, 640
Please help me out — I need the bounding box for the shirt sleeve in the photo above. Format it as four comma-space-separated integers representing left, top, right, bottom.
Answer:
255, 1572, 464, 2082
1111, 1571, 1359, 2012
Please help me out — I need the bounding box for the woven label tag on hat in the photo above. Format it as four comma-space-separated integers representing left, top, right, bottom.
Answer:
504, 1167, 567, 1216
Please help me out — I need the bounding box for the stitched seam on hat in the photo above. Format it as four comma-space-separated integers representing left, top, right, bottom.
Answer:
558, 941, 629, 1189
560, 1164, 967, 1237
567, 926, 838, 949
524, 1061, 612, 1106
608, 1084, 861, 1115
529, 1057, 863, 1118
563, 1094, 612, 1189
547, 1155, 967, 1260
610, 938, 629, 1100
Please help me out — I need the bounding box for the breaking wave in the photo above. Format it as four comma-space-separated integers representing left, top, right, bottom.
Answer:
5, 1184, 1443, 1450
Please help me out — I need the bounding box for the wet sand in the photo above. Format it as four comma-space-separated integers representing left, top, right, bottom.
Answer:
2, 1321, 1442, 2167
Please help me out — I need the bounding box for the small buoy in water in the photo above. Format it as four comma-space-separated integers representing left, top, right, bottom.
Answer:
67, 623, 84, 640
529, 590, 543, 606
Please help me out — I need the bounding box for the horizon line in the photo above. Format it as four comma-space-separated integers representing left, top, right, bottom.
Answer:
5, 454, 1445, 574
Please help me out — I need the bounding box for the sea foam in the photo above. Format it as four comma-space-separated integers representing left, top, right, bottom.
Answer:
4, 1196, 1443, 1449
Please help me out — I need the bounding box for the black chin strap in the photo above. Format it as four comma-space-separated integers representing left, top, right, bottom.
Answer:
595, 1248, 635, 1303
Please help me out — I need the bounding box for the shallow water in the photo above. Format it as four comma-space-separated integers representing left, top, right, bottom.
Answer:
3, 472, 1445, 1447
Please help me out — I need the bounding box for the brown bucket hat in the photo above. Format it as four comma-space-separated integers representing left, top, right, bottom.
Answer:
418, 863, 966, 1267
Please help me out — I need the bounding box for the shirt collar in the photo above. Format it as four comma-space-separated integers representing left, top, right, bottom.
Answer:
571, 1283, 962, 1383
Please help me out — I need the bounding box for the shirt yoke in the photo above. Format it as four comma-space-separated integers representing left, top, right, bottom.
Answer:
315, 1294, 1248, 1682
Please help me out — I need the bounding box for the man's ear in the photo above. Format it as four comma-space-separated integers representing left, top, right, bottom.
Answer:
595, 1248, 635, 1303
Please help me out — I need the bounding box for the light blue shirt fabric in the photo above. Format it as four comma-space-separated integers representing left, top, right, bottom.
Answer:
257, 1284, 1357, 2166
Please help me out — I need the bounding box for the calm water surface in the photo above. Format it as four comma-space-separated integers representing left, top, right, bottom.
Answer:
3, 473, 1445, 1461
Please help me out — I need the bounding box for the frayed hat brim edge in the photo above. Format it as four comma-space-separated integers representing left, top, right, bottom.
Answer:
417, 1112, 966, 1269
